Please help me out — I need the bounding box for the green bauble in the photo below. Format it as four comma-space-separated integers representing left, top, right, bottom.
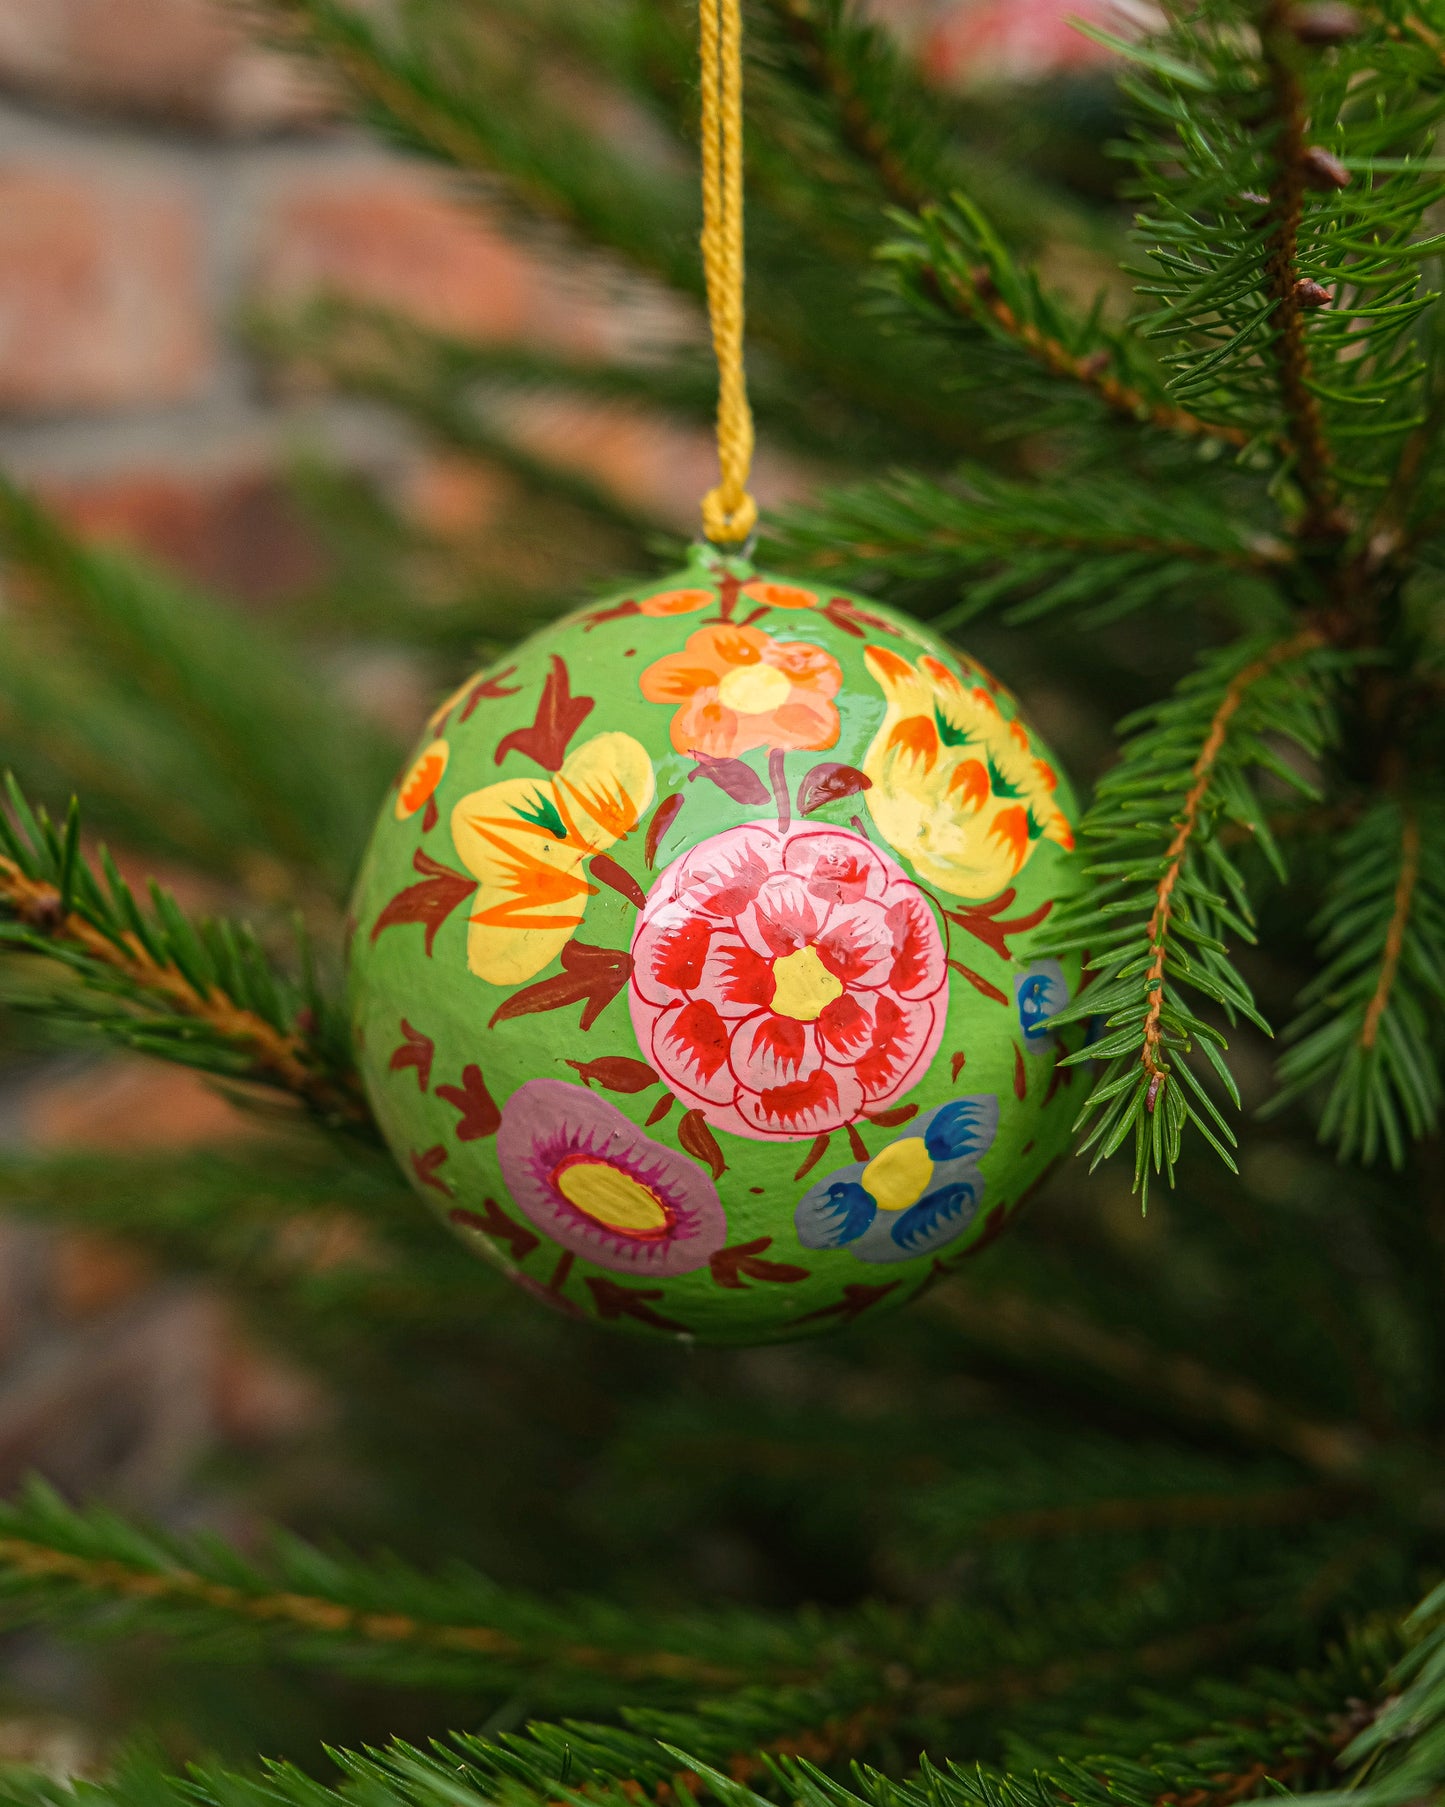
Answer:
349, 547, 1083, 1344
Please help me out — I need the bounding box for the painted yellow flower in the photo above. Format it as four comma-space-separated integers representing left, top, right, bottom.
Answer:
450, 732, 655, 985
861, 647, 1072, 898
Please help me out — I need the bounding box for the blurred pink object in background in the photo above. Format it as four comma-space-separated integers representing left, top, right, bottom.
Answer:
923, 0, 1140, 87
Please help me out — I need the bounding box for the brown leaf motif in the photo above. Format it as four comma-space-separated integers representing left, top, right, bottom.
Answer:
645, 793, 685, 868
798, 762, 872, 816
709, 1238, 809, 1290
678, 1109, 726, 1179
866, 1103, 918, 1128
371, 850, 474, 956
944, 890, 1054, 960
686, 751, 770, 805
585, 1276, 690, 1333
436, 1064, 502, 1140
495, 656, 594, 772
948, 959, 1009, 1005
564, 1056, 660, 1094
799, 1280, 900, 1325
450, 1199, 538, 1262
388, 1018, 434, 1092
588, 852, 647, 909
458, 668, 522, 720
410, 1145, 452, 1198
488, 940, 632, 1031
821, 595, 902, 639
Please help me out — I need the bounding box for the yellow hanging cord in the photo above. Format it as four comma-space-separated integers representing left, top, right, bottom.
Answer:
699, 0, 758, 546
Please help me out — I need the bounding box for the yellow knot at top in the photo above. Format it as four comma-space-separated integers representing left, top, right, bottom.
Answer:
701, 486, 758, 547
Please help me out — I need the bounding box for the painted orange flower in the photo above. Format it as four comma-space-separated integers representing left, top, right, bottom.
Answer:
639, 586, 713, 617
741, 579, 818, 611
639, 624, 842, 759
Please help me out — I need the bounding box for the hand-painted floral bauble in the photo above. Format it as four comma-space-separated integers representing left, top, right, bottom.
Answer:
348, 547, 1084, 1344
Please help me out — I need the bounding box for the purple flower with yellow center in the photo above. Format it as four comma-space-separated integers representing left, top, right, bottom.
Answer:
496, 1078, 728, 1275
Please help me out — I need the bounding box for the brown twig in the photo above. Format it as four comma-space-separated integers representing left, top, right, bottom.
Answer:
0, 855, 368, 1129
1260, 4, 1348, 542
1361, 805, 1421, 1049
919, 266, 1253, 447
1139, 628, 1326, 1100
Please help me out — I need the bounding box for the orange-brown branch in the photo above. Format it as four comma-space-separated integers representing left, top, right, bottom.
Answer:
921, 266, 1252, 448
1140, 629, 1325, 1098
0, 855, 368, 1127
1361, 807, 1421, 1049
0, 1534, 746, 1688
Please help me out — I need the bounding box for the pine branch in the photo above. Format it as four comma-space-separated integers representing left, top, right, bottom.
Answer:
0, 627, 258, 881
884, 200, 1250, 448
1050, 629, 1339, 1197
256, 293, 888, 471
0, 776, 369, 1133
256, 0, 977, 459
1272, 796, 1445, 1164
0, 1598, 1405, 1807
765, 465, 1290, 625
251, 302, 665, 547
0, 1480, 806, 1702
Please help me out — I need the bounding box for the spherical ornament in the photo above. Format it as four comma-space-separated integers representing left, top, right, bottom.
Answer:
348, 548, 1084, 1344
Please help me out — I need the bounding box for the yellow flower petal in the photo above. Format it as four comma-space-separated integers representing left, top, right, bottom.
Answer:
554, 731, 656, 848
862, 648, 1070, 897
449, 733, 655, 985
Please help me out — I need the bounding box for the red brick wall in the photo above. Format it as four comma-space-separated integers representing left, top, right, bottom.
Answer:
0, 0, 720, 598
0, 0, 1092, 602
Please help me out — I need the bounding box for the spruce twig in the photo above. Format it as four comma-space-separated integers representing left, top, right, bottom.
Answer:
1138, 628, 1327, 1100
1051, 631, 1340, 1195
0, 777, 369, 1132
911, 254, 1250, 446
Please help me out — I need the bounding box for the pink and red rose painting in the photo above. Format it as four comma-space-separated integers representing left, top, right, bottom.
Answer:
630, 822, 949, 1140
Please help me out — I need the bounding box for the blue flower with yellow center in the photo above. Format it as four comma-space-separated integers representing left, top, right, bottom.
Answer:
793, 1096, 999, 1265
